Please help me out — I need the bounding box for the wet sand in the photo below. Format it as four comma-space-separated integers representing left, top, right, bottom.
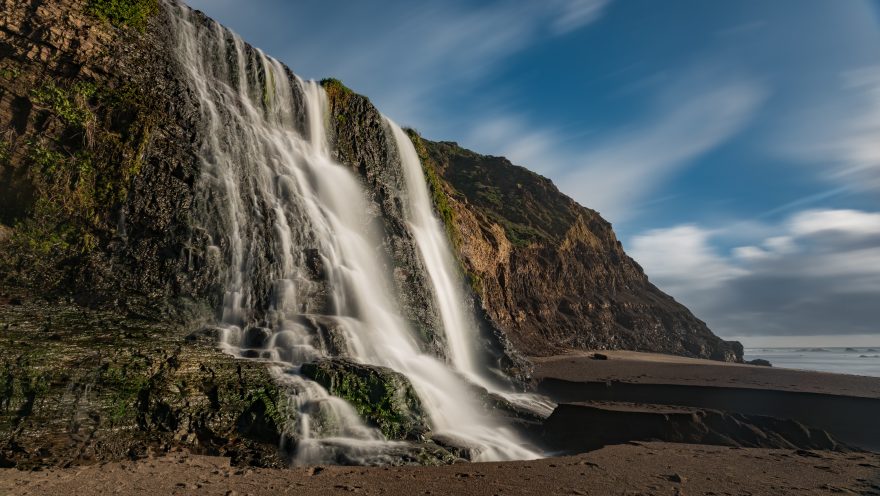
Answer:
532, 350, 880, 451
532, 350, 880, 398
2, 444, 878, 495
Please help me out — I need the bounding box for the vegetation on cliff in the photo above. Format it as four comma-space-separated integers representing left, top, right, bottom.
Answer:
86, 0, 158, 30
6, 79, 155, 288
0, 0, 214, 311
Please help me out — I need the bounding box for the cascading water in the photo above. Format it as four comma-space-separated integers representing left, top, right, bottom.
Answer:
170, 2, 543, 464
386, 122, 555, 418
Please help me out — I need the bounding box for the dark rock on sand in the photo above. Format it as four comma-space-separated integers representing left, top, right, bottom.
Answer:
747, 358, 772, 367
541, 401, 844, 454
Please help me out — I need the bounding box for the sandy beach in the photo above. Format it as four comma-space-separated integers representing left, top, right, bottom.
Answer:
531, 350, 880, 398
2, 443, 878, 496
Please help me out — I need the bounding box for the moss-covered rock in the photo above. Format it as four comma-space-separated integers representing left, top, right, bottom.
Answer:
301, 359, 428, 441
0, 292, 293, 469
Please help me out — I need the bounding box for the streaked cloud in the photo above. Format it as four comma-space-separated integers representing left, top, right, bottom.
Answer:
630, 209, 880, 338
781, 65, 880, 193
468, 74, 766, 223
190, 0, 614, 127
552, 0, 612, 34
559, 78, 765, 222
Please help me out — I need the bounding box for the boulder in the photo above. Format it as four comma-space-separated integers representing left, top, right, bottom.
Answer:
300, 358, 429, 440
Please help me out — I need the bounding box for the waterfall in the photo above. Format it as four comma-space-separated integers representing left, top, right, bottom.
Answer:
386, 122, 556, 418
169, 2, 542, 464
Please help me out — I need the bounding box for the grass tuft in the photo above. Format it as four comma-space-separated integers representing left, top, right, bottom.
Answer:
86, 0, 158, 31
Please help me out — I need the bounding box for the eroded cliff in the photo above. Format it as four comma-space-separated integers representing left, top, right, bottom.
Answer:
409, 138, 742, 361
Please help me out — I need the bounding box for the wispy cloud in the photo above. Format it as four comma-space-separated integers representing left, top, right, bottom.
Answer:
560, 78, 765, 222
466, 72, 766, 223
630, 209, 880, 338
630, 224, 747, 295
223, 0, 615, 127
552, 0, 612, 34
781, 65, 880, 194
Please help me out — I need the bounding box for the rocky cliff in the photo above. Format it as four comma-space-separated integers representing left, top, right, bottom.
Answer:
409, 138, 742, 361
0, 0, 216, 315
0, 0, 254, 468
320, 89, 741, 368
0, 0, 740, 363
1, 0, 741, 468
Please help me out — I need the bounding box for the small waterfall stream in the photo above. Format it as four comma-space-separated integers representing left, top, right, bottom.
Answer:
387, 122, 556, 418
170, 2, 544, 464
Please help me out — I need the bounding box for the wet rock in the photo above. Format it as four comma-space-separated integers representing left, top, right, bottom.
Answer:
300, 358, 429, 440
667, 473, 686, 483
303, 248, 326, 280
300, 315, 349, 356
243, 327, 272, 349
0, 292, 292, 469
542, 402, 846, 454
747, 358, 773, 367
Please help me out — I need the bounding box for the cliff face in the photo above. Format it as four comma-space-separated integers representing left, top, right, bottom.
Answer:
0, 0, 744, 470
0, 1, 290, 467
0, 0, 216, 316
318, 87, 740, 365
0, 0, 741, 363
408, 139, 742, 361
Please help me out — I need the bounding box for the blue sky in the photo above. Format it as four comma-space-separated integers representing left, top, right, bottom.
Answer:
186, 0, 880, 345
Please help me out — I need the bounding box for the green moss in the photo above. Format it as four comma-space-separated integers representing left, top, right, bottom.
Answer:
301, 361, 425, 440
101, 364, 149, 423
27, 142, 67, 176
0, 140, 11, 164
251, 387, 286, 428
320, 78, 356, 119
30, 82, 97, 128
0, 66, 21, 81
466, 271, 483, 295
86, 0, 158, 30
320, 78, 353, 97
502, 222, 541, 248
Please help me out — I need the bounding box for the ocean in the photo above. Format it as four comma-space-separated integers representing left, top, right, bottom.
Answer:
744, 347, 880, 378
